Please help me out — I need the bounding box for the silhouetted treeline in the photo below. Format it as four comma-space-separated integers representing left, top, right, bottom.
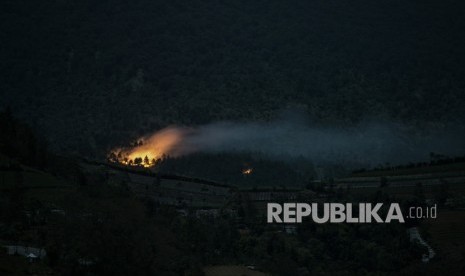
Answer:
353, 154, 465, 174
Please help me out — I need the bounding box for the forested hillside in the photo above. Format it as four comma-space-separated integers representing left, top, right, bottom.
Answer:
1, 0, 464, 156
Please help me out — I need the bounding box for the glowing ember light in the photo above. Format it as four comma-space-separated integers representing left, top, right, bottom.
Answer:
109, 127, 191, 168
242, 168, 253, 175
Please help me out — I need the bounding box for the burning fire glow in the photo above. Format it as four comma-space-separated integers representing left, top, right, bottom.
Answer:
242, 168, 253, 175
108, 127, 191, 168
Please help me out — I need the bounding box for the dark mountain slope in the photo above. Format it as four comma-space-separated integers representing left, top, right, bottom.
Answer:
1, 0, 464, 155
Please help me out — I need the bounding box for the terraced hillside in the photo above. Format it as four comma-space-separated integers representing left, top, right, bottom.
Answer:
334, 161, 465, 200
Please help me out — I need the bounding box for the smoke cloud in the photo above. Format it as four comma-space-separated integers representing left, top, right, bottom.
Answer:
170, 114, 465, 167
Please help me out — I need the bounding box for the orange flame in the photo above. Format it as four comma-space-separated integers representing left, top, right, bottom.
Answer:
109, 127, 191, 168
242, 168, 253, 175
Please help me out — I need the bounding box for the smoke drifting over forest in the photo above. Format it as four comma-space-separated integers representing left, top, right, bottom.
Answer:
134, 113, 465, 167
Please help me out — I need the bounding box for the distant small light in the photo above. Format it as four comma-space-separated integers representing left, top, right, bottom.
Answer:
242, 168, 253, 175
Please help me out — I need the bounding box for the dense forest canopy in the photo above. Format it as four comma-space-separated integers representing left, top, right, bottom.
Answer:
1, 0, 464, 157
